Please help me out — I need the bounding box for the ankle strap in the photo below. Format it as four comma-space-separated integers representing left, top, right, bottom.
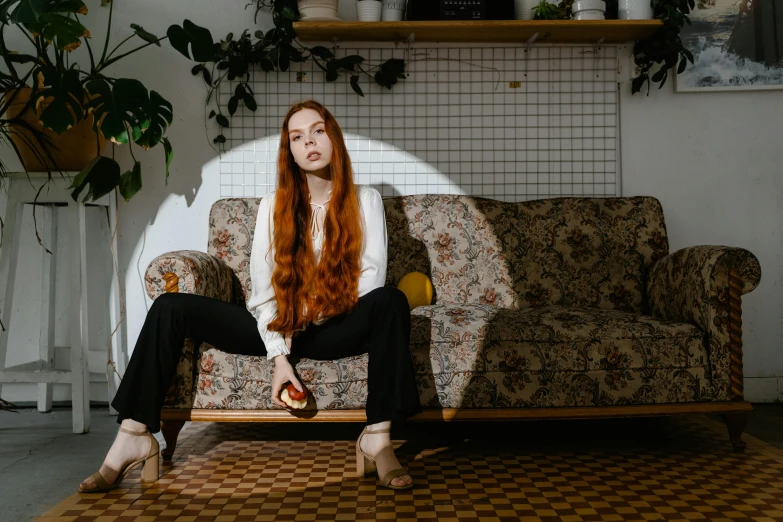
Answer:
119, 426, 149, 436
364, 427, 390, 434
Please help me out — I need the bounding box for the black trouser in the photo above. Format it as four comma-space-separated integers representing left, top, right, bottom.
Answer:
111, 286, 422, 432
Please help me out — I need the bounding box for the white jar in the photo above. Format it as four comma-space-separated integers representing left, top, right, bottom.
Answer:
514, 0, 539, 20
572, 0, 605, 19
381, 0, 406, 21
618, 0, 653, 19
356, 0, 382, 21
298, 0, 340, 20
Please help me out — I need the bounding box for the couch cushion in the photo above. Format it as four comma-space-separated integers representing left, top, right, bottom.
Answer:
410, 304, 706, 374
185, 305, 708, 411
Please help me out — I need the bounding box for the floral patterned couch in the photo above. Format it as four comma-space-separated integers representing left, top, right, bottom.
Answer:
145, 194, 761, 454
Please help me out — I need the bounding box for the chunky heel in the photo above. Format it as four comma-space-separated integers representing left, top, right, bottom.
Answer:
355, 426, 413, 490
141, 452, 159, 483
78, 426, 161, 493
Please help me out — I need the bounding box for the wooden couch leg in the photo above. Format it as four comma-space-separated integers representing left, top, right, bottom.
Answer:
161, 420, 186, 461
722, 413, 748, 452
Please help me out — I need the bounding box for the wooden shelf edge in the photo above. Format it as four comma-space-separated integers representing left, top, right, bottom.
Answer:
293, 19, 664, 44
162, 401, 753, 423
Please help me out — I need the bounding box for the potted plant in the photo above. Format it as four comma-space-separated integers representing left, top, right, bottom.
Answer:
168, 0, 406, 147
631, 0, 695, 94
0, 0, 174, 203
356, 0, 383, 21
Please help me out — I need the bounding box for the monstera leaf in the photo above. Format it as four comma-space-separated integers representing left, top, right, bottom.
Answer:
69, 155, 121, 202
33, 66, 84, 133
85, 77, 152, 144
167, 19, 216, 63
135, 90, 173, 150
5, 0, 88, 50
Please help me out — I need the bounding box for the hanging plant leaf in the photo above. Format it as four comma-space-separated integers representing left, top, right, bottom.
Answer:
135, 90, 174, 150
215, 114, 229, 127
162, 137, 173, 183
130, 23, 161, 46
350, 75, 363, 97
69, 155, 121, 202
167, 20, 216, 62
119, 161, 142, 201
213, 134, 226, 144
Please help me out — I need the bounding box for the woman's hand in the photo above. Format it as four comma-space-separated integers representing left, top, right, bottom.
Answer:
271, 354, 303, 409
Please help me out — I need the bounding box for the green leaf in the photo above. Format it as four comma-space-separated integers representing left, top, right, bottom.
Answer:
208, 109, 216, 118
69, 155, 121, 202
130, 23, 161, 46
243, 92, 257, 111
325, 68, 338, 82
213, 134, 226, 144
215, 114, 229, 127
167, 20, 215, 62
228, 95, 238, 116
677, 56, 687, 74
85, 77, 149, 144
38, 12, 89, 51
281, 7, 297, 20
350, 75, 364, 97
36, 67, 84, 133
631, 74, 648, 95
8, 0, 47, 24
309, 45, 334, 59
119, 161, 142, 201
162, 136, 173, 183
135, 90, 174, 150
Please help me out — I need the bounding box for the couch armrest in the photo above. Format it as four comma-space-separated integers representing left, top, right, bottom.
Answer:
145, 250, 237, 303
646, 246, 761, 401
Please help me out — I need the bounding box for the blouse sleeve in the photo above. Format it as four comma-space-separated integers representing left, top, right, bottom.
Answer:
357, 186, 388, 297
246, 193, 290, 360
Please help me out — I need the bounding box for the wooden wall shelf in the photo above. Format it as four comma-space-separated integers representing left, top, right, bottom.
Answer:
293, 20, 663, 44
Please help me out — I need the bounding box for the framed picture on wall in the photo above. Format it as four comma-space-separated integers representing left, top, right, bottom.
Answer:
674, 0, 783, 92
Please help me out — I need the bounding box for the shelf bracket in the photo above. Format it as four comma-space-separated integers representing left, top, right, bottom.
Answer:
331, 36, 341, 50
594, 37, 605, 52
407, 32, 415, 53
525, 32, 539, 52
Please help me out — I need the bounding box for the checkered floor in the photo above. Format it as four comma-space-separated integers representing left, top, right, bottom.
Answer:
35, 415, 783, 521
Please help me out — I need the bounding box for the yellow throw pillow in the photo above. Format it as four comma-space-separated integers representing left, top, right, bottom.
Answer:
397, 272, 433, 309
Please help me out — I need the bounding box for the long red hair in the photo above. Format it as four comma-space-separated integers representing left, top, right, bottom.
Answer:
267, 100, 363, 336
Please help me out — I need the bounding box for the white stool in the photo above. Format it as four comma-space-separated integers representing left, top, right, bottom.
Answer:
0, 172, 125, 433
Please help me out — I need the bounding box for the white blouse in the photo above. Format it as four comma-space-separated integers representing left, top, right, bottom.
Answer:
246, 185, 388, 360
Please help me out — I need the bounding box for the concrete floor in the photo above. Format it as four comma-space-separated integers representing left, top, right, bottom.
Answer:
1, 404, 781, 522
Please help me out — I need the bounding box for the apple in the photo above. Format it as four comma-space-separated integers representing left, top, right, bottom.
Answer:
286, 383, 307, 401
280, 384, 307, 409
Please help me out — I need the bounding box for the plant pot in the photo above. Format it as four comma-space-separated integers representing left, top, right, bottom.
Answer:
297, 0, 340, 20
572, 0, 605, 19
514, 0, 539, 20
3, 87, 106, 172
357, 0, 382, 21
618, 0, 653, 19
381, 0, 406, 20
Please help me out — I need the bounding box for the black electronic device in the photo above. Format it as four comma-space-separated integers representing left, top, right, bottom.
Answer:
406, 0, 513, 20
440, 0, 485, 20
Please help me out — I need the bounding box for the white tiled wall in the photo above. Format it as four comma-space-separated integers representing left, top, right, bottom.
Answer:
218, 43, 619, 201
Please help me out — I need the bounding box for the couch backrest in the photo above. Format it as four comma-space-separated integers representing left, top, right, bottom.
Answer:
509, 197, 669, 313
208, 193, 669, 314
208, 198, 261, 302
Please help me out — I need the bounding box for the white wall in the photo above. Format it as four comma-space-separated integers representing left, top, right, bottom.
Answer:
619, 77, 783, 402
1, 0, 780, 403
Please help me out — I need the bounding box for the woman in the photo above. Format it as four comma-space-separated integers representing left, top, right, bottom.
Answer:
79, 100, 422, 493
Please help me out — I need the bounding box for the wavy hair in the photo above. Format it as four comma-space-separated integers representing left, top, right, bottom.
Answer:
267, 100, 363, 336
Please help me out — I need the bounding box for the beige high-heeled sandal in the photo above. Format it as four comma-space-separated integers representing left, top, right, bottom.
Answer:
78, 426, 160, 493
356, 426, 414, 490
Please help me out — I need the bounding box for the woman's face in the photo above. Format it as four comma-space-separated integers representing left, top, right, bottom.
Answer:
288, 108, 333, 175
